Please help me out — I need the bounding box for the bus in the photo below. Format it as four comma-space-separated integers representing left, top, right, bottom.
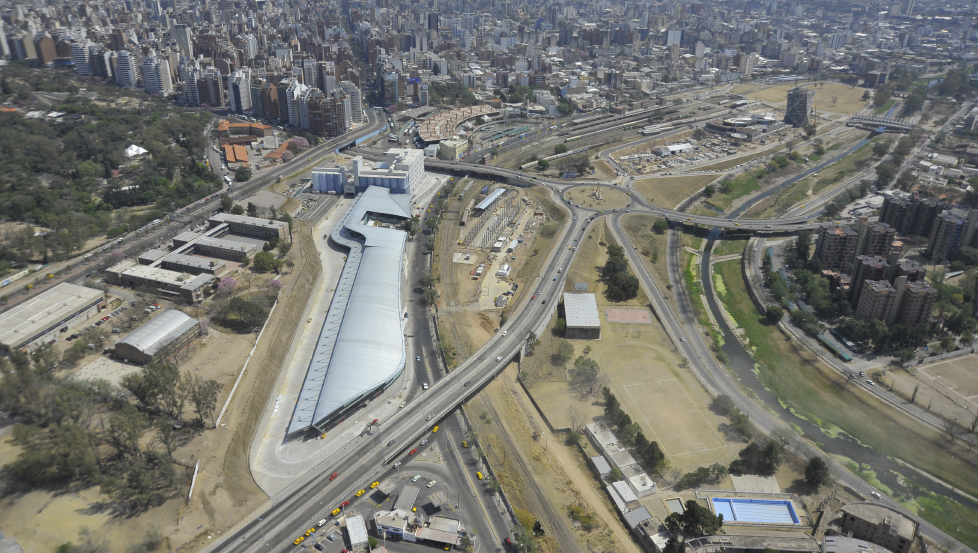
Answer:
223, 175, 233, 187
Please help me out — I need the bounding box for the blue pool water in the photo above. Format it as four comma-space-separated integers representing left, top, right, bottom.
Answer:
711, 498, 800, 524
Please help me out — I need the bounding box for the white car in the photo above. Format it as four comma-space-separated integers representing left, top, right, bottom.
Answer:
496, 356, 503, 362
501, 331, 508, 336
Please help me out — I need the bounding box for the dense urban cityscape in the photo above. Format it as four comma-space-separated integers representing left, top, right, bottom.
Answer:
2, 0, 978, 552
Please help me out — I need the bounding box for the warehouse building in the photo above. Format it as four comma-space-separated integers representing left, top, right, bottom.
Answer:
0, 283, 106, 352
563, 292, 601, 339
208, 213, 289, 242
114, 309, 201, 364
106, 260, 215, 303
192, 237, 258, 261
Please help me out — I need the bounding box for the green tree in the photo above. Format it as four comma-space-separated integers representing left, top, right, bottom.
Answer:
765, 305, 784, 322
554, 143, 569, 155
234, 167, 251, 182
652, 218, 669, 234
872, 139, 893, 158
709, 394, 735, 415
246, 202, 259, 217
804, 456, 831, 489
220, 193, 233, 212
252, 251, 283, 273
537, 158, 550, 170
703, 185, 716, 197
552, 339, 575, 366
230, 204, 245, 215
941, 335, 955, 353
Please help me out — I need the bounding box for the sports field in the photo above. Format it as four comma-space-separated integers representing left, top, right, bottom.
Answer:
916, 355, 978, 413
617, 374, 727, 457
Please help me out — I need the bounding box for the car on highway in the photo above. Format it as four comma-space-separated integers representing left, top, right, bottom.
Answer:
331, 507, 342, 516
423, 382, 429, 390
496, 356, 503, 361
432, 426, 439, 432
464, 380, 471, 386
477, 471, 484, 479
426, 414, 434, 421
531, 294, 536, 300
462, 440, 469, 448
416, 355, 421, 362
502, 330, 507, 336
409, 449, 418, 455
387, 439, 396, 446
355, 489, 365, 497
294, 537, 304, 545
370, 481, 380, 489
427, 480, 437, 488
542, 299, 547, 305
399, 401, 406, 408
412, 475, 422, 482
304, 527, 316, 536
329, 472, 338, 480
866, 380, 875, 386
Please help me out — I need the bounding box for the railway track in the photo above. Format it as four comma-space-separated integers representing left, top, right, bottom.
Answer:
478, 395, 581, 552
436, 190, 470, 363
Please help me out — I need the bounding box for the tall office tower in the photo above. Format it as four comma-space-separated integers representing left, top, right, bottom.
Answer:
286, 81, 309, 127
849, 255, 890, 306
666, 29, 683, 45
277, 79, 293, 124
8, 31, 38, 60
197, 67, 224, 107
142, 52, 173, 95
260, 80, 280, 121
183, 71, 200, 106
227, 68, 253, 113
901, 0, 915, 15
855, 280, 897, 322
784, 86, 815, 127
0, 20, 10, 59
116, 50, 138, 88
549, 4, 559, 28
427, 12, 439, 31
250, 78, 264, 119
173, 24, 193, 59
241, 33, 258, 61
71, 40, 93, 75
338, 81, 362, 124
815, 223, 859, 273
35, 35, 57, 64
110, 27, 128, 51
91, 47, 114, 80
304, 88, 329, 136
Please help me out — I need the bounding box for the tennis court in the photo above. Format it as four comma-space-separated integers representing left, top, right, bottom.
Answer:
711, 498, 800, 524
606, 308, 652, 324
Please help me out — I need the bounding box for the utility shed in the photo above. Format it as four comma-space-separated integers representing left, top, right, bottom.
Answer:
344, 514, 369, 550
563, 292, 601, 339
114, 309, 201, 364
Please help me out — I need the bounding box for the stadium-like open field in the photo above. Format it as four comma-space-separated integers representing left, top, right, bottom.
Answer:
917, 355, 978, 410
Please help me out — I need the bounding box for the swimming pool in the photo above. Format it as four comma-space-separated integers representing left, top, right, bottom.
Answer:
711, 498, 800, 524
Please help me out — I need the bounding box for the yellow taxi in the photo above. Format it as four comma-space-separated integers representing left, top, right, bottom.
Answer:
304, 527, 316, 536
462, 440, 469, 448
331, 507, 342, 516
432, 426, 439, 432
355, 489, 365, 497
734, 223, 740, 226
370, 481, 380, 489
293, 537, 304, 545
476, 471, 484, 480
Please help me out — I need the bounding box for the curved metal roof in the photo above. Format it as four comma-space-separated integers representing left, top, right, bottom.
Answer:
288, 186, 410, 434
116, 309, 197, 356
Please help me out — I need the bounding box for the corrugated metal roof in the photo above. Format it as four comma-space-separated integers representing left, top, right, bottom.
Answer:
288, 186, 410, 434
475, 188, 505, 210
117, 310, 198, 356
563, 293, 600, 328
0, 283, 104, 348
346, 514, 369, 545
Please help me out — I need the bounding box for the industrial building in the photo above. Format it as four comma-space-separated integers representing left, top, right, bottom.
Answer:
311, 149, 424, 195
563, 292, 601, 339
288, 186, 411, 435
159, 253, 228, 276
185, 236, 257, 262
114, 309, 201, 364
0, 283, 106, 352
208, 213, 289, 242
585, 422, 656, 498
106, 260, 215, 303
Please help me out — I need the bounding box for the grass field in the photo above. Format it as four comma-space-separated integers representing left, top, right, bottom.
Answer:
697, 148, 773, 173
874, 99, 896, 115
704, 171, 764, 212
712, 238, 748, 257
730, 81, 870, 115
747, 138, 875, 219
621, 214, 679, 317
712, 259, 978, 503
564, 185, 631, 210
633, 174, 719, 209
563, 220, 650, 307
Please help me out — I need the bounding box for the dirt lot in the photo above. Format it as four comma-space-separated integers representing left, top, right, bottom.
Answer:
730, 81, 869, 115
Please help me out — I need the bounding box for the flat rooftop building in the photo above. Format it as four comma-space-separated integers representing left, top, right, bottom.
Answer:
107, 260, 215, 303
160, 253, 228, 276
0, 283, 105, 351
840, 502, 917, 553
312, 149, 424, 195
208, 213, 288, 241
563, 292, 601, 339
193, 236, 258, 261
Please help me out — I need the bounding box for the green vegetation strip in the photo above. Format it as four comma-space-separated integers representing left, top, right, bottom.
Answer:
711, 259, 978, 503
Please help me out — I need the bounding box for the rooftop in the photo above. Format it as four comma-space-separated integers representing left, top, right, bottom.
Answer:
210, 213, 288, 229
288, 186, 411, 434
474, 188, 506, 211
162, 253, 227, 271
563, 293, 601, 328
116, 310, 198, 356
0, 283, 104, 348
841, 503, 917, 539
